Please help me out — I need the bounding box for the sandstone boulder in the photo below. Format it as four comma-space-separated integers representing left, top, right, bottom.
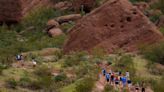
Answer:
48, 28, 63, 37
47, 19, 59, 27
63, 0, 164, 54
53, 1, 72, 10
56, 14, 82, 24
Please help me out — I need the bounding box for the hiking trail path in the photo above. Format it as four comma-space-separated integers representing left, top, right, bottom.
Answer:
93, 63, 154, 92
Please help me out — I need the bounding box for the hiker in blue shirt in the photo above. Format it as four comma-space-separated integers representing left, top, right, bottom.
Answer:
102, 68, 106, 76
121, 76, 127, 88
105, 73, 110, 83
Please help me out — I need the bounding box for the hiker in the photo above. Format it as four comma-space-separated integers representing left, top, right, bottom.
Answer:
32, 58, 37, 67
102, 68, 106, 76
110, 73, 115, 85
121, 76, 127, 88
127, 78, 132, 90
135, 83, 140, 92
119, 71, 122, 76
16, 54, 24, 66
105, 73, 110, 83
141, 81, 145, 92
115, 76, 120, 90
16, 54, 22, 61
126, 71, 130, 78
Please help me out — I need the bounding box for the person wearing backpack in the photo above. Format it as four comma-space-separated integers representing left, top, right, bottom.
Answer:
102, 68, 106, 76
105, 73, 110, 83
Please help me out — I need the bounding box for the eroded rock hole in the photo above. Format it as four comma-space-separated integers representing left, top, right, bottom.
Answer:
133, 11, 137, 15
120, 25, 124, 28
104, 24, 108, 26
110, 24, 115, 28
126, 17, 132, 22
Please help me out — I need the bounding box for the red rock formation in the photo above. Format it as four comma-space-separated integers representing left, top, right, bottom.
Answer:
0, 0, 22, 24
0, 0, 53, 24
63, 0, 164, 54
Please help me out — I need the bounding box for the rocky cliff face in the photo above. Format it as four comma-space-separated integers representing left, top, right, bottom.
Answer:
0, 0, 22, 24
0, 0, 52, 24
63, 0, 164, 53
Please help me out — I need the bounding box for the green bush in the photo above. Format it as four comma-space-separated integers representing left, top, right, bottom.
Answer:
53, 73, 67, 82
34, 64, 51, 77
149, 14, 162, 23
152, 77, 164, 92
19, 76, 32, 88
160, 27, 164, 35
75, 77, 95, 92
103, 84, 114, 92
0, 63, 7, 75
63, 52, 87, 67
142, 42, 164, 65
150, 0, 164, 13
114, 55, 136, 77
5, 78, 18, 89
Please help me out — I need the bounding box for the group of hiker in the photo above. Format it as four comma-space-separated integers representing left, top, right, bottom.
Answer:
102, 68, 145, 92
16, 54, 37, 67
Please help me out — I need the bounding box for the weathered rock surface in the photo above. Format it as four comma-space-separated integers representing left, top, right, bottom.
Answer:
56, 14, 82, 24
47, 19, 60, 28
0, 0, 22, 24
48, 28, 63, 37
0, 0, 53, 24
134, 2, 149, 12
63, 0, 164, 53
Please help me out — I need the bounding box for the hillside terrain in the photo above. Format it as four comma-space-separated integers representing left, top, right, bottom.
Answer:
0, 0, 164, 92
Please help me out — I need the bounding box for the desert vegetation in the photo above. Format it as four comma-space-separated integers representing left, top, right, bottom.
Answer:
0, 0, 164, 92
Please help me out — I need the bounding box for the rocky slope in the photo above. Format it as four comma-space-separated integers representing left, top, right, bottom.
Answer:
0, 0, 53, 24
63, 0, 164, 53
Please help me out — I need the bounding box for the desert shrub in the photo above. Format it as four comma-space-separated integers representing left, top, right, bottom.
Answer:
103, 84, 115, 92
92, 47, 107, 59
149, 13, 162, 23
114, 55, 136, 77
60, 22, 75, 33
74, 77, 95, 92
150, 0, 164, 13
131, 76, 156, 85
5, 78, 18, 89
21, 7, 60, 32
34, 64, 51, 77
18, 75, 32, 88
146, 61, 164, 75
141, 42, 164, 65
37, 76, 54, 89
160, 27, 164, 35
75, 61, 99, 79
53, 73, 67, 82
0, 63, 7, 75
63, 52, 87, 67
152, 77, 164, 92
